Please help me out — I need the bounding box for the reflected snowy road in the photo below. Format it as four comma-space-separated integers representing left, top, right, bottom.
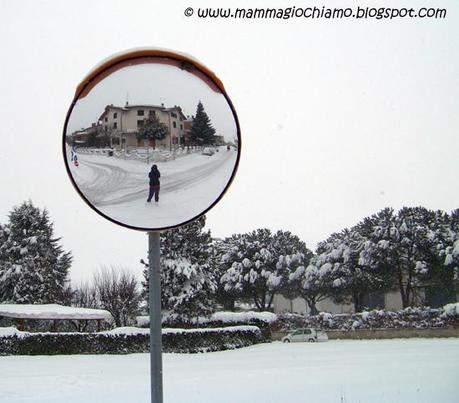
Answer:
72, 150, 236, 207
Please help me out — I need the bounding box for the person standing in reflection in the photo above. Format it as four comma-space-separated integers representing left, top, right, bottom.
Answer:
147, 164, 161, 204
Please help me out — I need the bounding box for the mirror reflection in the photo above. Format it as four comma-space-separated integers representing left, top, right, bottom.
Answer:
64, 61, 239, 230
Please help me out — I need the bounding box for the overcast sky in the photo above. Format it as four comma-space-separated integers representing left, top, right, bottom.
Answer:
68, 63, 237, 141
0, 0, 458, 284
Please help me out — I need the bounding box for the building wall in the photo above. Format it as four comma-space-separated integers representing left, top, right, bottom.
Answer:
317, 298, 354, 314
384, 290, 404, 311
273, 295, 307, 314
273, 292, 416, 315
273, 294, 354, 315
102, 106, 185, 149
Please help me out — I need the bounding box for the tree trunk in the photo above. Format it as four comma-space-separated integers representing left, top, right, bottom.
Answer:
353, 292, 365, 313
266, 293, 274, 311
222, 296, 235, 311
253, 293, 262, 311
398, 268, 409, 308
261, 292, 266, 311
307, 297, 318, 316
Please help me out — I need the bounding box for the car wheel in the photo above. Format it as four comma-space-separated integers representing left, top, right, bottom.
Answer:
308, 338, 316, 343
283, 339, 290, 343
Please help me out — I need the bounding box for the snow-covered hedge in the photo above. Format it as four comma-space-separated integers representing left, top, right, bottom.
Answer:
275, 305, 459, 332
149, 310, 277, 328
441, 303, 459, 318
0, 325, 262, 355
210, 311, 277, 324
146, 311, 275, 341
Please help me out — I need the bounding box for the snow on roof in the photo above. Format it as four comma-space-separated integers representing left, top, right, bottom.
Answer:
0, 304, 112, 321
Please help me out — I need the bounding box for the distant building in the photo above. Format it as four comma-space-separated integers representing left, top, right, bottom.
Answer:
70, 123, 102, 146
273, 286, 459, 315
182, 118, 193, 146
97, 103, 188, 149
214, 135, 225, 146
273, 292, 396, 315
181, 115, 223, 146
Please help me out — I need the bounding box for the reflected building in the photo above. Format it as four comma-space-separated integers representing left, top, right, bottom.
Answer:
97, 103, 188, 149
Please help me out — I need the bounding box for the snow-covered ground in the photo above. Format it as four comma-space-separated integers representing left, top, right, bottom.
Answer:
67, 147, 237, 228
0, 338, 458, 402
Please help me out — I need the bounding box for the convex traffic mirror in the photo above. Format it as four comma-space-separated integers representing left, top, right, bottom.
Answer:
63, 49, 241, 231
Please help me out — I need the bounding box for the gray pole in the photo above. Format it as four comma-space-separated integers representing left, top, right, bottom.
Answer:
148, 231, 163, 403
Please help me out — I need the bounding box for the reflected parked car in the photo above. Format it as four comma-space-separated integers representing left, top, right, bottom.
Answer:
282, 328, 328, 343
202, 147, 214, 156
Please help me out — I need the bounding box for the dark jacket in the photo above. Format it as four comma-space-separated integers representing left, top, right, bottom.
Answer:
149, 166, 161, 186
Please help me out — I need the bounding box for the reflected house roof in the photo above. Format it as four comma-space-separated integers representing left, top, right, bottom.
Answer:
98, 103, 187, 122
71, 123, 102, 141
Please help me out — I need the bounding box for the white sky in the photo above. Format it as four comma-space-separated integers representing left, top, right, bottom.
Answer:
0, 0, 458, 284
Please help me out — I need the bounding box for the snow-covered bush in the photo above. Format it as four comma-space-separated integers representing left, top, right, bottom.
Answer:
274, 306, 457, 332
0, 325, 263, 355
441, 303, 459, 318
154, 311, 275, 341
210, 311, 277, 324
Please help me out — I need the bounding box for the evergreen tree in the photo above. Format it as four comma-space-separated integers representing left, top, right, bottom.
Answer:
219, 229, 311, 311
359, 206, 459, 308
282, 252, 330, 315
142, 216, 216, 318
0, 201, 72, 303
189, 101, 216, 145
136, 112, 169, 148
213, 234, 247, 311
311, 210, 395, 313
403, 209, 458, 306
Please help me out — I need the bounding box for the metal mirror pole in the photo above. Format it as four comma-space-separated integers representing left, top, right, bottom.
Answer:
148, 231, 163, 403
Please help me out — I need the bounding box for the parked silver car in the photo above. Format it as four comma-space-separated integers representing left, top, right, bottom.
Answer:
202, 147, 215, 156
282, 328, 328, 343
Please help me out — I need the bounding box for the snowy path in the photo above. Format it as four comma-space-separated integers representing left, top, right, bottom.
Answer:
0, 339, 458, 402
68, 148, 238, 228
73, 150, 235, 207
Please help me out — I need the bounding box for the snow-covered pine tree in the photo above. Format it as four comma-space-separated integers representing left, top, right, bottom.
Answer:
189, 101, 216, 146
219, 229, 311, 311
0, 223, 16, 302
0, 201, 72, 303
142, 216, 216, 318
314, 211, 393, 313
360, 206, 458, 308
414, 209, 459, 306
313, 228, 368, 312
213, 234, 248, 311
282, 251, 330, 315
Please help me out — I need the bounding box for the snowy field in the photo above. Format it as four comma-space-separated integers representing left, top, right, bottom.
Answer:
67, 147, 237, 228
0, 338, 458, 403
